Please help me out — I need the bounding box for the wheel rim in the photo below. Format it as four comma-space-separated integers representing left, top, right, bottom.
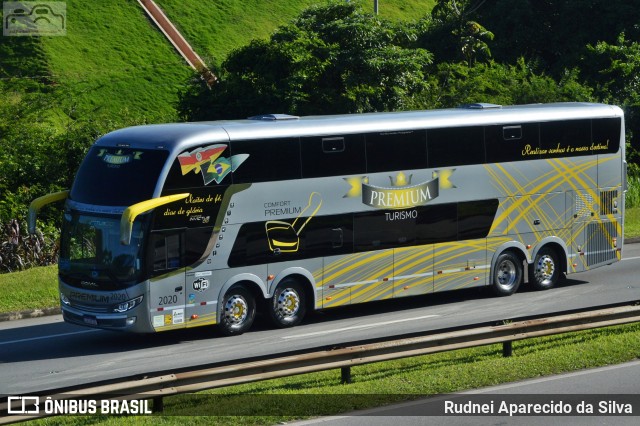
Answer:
224, 294, 248, 326
496, 258, 517, 291
535, 255, 555, 285
275, 288, 300, 320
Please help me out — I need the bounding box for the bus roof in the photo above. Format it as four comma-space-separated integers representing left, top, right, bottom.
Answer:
96, 102, 623, 155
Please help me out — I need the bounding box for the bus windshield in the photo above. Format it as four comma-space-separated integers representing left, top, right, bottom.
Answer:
70, 146, 169, 206
59, 213, 146, 289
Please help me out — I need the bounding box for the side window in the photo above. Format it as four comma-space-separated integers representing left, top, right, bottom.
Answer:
485, 123, 539, 163
228, 214, 353, 267
301, 134, 366, 178
457, 200, 499, 240
231, 138, 301, 183
592, 117, 621, 154
366, 130, 427, 173
428, 126, 485, 168
540, 119, 591, 158
354, 210, 416, 251
185, 227, 213, 266
150, 231, 183, 276
415, 204, 457, 244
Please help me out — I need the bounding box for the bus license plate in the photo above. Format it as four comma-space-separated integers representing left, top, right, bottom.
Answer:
83, 316, 98, 326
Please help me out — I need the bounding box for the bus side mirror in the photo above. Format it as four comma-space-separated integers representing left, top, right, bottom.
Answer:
28, 190, 70, 234
120, 193, 190, 245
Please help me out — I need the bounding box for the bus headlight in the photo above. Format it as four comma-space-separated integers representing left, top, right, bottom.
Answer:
112, 295, 143, 313
60, 293, 70, 306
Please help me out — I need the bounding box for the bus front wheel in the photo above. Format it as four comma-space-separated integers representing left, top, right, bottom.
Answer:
268, 279, 307, 328
492, 252, 522, 296
530, 247, 560, 290
219, 286, 256, 336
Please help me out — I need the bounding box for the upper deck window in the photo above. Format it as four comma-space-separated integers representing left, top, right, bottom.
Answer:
70, 146, 169, 206
428, 126, 485, 168
366, 130, 427, 173
231, 138, 301, 183
485, 123, 539, 163
301, 134, 366, 178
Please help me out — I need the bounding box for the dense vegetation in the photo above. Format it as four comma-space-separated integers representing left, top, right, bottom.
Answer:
1, 0, 639, 272
179, 0, 639, 126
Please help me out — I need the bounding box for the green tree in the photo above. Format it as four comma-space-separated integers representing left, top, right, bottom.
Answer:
584, 33, 640, 150
474, 0, 640, 75
179, 2, 434, 120
428, 0, 493, 65
423, 59, 593, 108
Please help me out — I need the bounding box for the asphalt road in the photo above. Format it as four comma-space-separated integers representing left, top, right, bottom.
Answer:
1, 244, 640, 396
292, 360, 640, 426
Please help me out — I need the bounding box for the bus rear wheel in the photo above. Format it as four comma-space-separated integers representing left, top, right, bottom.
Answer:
219, 286, 256, 336
492, 252, 522, 296
268, 279, 307, 328
530, 247, 560, 290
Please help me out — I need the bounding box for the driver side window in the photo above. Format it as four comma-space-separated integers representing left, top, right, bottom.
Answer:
150, 231, 183, 277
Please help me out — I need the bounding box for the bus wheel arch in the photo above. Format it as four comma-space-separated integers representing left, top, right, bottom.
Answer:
268, 274, 312, 328
218, 282, 258, 336
491, 249, 525, 296
530, 243, 565, 290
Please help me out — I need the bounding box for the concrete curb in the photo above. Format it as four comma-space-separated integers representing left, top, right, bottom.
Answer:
0, 307, 61, 323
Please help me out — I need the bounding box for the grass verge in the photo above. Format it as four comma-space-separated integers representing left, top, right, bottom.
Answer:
625, 206, 640, 239
26, 322, 640, 425
0, 265, 57, 313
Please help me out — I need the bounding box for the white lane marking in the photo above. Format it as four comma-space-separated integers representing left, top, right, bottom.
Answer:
0, 329, 99, 346
281, 314, 440, 340
622, 256, 640, 261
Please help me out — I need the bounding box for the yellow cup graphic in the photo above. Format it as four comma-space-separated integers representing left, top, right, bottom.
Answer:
265, 192, 322, 253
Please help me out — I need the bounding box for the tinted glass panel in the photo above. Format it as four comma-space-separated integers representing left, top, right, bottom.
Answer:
415, 204, 457, 244
485, 123, 539, 163
301, 134, 366, 178
428, 126, 485, 167
149, 231, 183, 277
228, 199, 498, 267
71, 147, 168, 205
231, 138, 301, 183
322, 138, 345, 153
354, 210, 416, 251
592, 117, 621, 154
458, 200, 499, 240
366, 130, 427, 173
228, 214, 353, 267
185, 227, 213, 265
540, 119, 591, 158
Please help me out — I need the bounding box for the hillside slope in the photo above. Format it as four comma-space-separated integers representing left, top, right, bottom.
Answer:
39, 0, 192, 122
1, 1, 435, 125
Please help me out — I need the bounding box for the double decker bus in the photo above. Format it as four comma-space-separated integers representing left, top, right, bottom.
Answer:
29, 103, 625, 335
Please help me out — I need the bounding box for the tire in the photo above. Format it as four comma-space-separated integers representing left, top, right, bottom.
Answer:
268, 279, 307, 328
530, 247, 560, 290
492, 252, 523, 296
219, 286, 256, 336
